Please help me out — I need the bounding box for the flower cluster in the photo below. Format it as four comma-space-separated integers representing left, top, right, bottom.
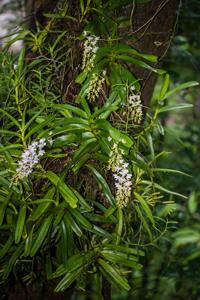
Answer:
15, 138, 46, 180
108, 140, 132, 208
127, 86, 143, 124
82, 31, 99, 72
87, 70, 106, 102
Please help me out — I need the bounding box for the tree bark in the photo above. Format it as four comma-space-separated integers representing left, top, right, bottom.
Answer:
25, 0, 59, 29
126, 0, 181, 105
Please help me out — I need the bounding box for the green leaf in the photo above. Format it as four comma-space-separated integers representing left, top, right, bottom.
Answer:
116, 208, 123, 244
173, 228, 200, 247
142, 180, 187, 199
161, 81, 199, 100
152, 168, 190, 177
159, 103, 193, 113
3, 244, 24, 279
61, 220, 68, 266
114, 44, 157, 62
25, 116, 55, 140
0, 109, 21, 128
0, 144, 23, 153
159, 74, 170, 100
69, 208, 92, 229
0, 236, 13, 260
0, 129, 20, 138
55, 267, 83, 292
64, 213, 82, 237
75, 71, 88, 84
30, 187, 55, 221
72, 138, 97, 166
96, 119, 133, 149
46, 171, 78, 208
89, 225, 114, 240
188, 192, 197, 214
0, 199, 9, 226
116, 55, 165, 74
30, 214, 53, 257
101, 250, 142, 269
134, 205, 152, 240
93, 201, 117, 223
52, 251, 94, 278
16, 46, 25, 75
98, 259, 130, 291
15, 205, 26, 244
71, 188, 92, 211
134, 192, 154, 225
103, 244, 145, 256
80, 0, 85, 14
86, 165, 115, 206
147, 134, 154, 160
24, 226, 34, 257
54, 104, 87, 118
110, 63, 140, 90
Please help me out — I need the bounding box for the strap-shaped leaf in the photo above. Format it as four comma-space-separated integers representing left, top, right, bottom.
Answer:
0, 236, 13, 260
54, 267, 83, 292
3, 244, 24, 279
96, 119, 133, 149
46, 171, 78, 208
24, 225, 34, 257
98, 258, 130, 291
159, 73, 170, 100
30, 214, 53, 257
142, 180, 187, 199
15, 205, 26, 244
117, 55, 165, 74
86, 164, 115, 206
134, 192, 155, 226
113, 44, 157, 62
101, 249, 142, 269
52, 251, 95, 278
64, 213, 82, 237
161, 81, 199, 100
30, 187, 55, 221
54, 104, 88, 118
69, 208, 92, 229
25, 116, 55, 140
103, 244, 145, 256
159, 103, 193, 113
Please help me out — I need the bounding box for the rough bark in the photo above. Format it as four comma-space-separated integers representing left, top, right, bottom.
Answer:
128, 0, 181, 105
25, 0, 59, 29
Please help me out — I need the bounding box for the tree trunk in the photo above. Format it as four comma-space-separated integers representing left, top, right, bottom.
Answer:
128, 0, 181, 105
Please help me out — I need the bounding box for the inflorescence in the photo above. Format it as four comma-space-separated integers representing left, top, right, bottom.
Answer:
86, 70, 106, 102
14, 138, 46, 180
127, 86, 143, 124
108, 139, 132, 208
82, 31, 99, 72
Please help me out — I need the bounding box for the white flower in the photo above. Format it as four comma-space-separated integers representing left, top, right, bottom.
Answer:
127, 88, 143, 124
130, 86, 135, 91
108, 140, 132, 208
86, 70, 106, 102
14, 138, 47, 180
82, 33, 100, 72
